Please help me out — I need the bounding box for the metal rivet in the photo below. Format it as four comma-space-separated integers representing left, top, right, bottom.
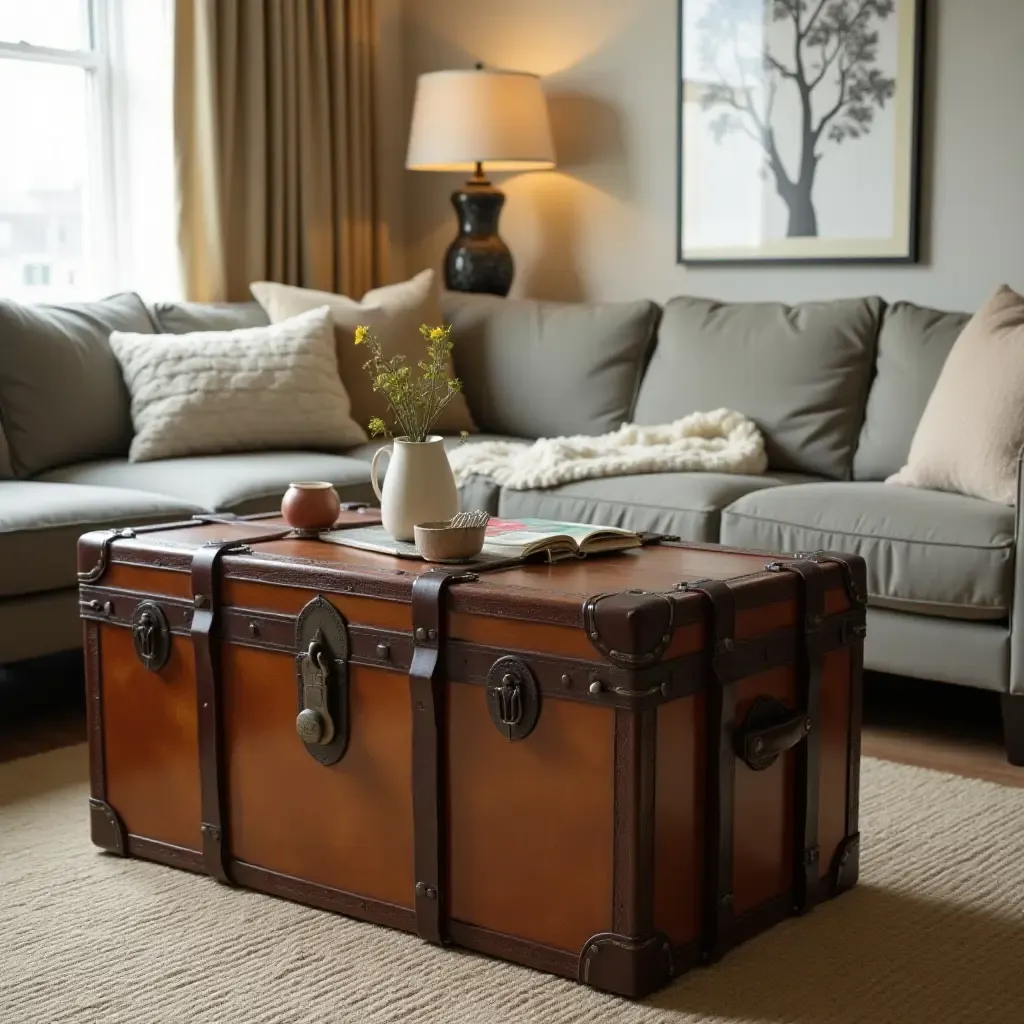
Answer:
804, 717, 812, 733
194, 595, 206, 608
662, 633, 671, 643
660, 681, 671, 698
589, 631, 599, 640
414, 627, 427, 642
609, 649, 619, 658
102, 600, 114, 615
248, 621, 260, 638
416, 701, 425, 713
720, 891, 734, 908
427, 628, 437, 641
722, 637, 734, 651
87, 599, 102, 612
376, 642, 391, 660
752, 738, 764, 753
588, 680, 602, 695
560, 674, 571, 688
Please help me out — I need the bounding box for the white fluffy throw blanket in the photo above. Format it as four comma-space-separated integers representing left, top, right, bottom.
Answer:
448, 409, 767, 490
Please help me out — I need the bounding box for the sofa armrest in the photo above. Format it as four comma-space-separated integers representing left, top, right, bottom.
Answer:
1009, 446, 1024, 694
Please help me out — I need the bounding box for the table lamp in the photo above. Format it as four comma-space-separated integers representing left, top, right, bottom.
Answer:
406, 65, 556, 296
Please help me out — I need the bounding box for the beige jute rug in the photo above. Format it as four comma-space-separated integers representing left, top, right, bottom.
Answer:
2, 746, 1023, 1024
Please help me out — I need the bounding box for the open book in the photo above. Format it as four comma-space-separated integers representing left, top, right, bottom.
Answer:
481, 518, 641, 561
319, 517, 642, 563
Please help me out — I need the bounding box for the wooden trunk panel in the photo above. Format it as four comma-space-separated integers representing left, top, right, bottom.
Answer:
447, 680, 615, 953
732, 666, 796, 916
653, 694, 704, 946
222, 649, 414, 908
100, 625, 201, 850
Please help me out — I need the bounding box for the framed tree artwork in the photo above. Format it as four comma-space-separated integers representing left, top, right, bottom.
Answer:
677, 0, 924, 264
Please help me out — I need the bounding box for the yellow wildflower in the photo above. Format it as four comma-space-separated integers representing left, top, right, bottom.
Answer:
428, 326, 445, 342
354, 325, 369, 345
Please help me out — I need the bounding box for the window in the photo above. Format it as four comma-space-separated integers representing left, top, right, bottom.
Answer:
23, 263, 52, 287
0, 0, 179, 303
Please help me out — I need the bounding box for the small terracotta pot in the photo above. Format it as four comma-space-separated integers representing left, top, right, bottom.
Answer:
281, 481, 341, 533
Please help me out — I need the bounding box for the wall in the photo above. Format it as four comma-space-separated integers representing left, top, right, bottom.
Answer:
399, 0, 1024, 311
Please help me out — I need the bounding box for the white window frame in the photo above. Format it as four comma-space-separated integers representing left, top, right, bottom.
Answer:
0, 0, 121, 294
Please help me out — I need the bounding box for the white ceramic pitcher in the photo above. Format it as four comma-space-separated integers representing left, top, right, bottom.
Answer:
370, 436, 459, 541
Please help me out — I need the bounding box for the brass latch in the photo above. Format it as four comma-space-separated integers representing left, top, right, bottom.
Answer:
296, 637, 336, 745
294, 595, 350, 765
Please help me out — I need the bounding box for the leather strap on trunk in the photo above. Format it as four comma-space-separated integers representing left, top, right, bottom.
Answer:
191, 529, 292, 884
682, 578, 737, 963
767, 558, 827, 914
409, 568, 477, 944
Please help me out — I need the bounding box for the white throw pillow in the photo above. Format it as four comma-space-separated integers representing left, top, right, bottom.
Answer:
887, 285, 1024, 504
250, 270, 476, 435
110, 306, 367, 462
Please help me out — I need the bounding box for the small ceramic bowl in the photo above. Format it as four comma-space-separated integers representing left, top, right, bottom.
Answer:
414, 519, 487, 562
281, 481, 341, 534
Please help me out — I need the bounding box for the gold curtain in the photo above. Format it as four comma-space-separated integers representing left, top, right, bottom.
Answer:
174, 0, 382, 302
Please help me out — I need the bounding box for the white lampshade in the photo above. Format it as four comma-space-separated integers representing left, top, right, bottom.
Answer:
406, 68, 556, 173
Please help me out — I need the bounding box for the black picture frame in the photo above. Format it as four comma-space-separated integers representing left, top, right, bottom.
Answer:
676, 0, 925, 266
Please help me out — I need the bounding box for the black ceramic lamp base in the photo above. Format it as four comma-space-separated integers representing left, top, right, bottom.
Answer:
444, 177, 513, 297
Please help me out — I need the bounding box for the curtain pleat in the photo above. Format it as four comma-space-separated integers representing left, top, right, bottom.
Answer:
174, 0, 381, 302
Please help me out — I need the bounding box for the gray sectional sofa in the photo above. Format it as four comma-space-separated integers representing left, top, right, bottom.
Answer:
2, 287, 1022, 762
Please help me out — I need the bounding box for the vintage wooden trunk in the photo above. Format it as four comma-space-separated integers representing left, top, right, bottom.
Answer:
79, 510, 866, 999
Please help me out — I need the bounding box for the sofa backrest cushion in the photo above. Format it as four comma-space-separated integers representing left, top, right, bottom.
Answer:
149, 300, 270, 334
632, 295, 882, 479
0, 292, 154, 477
442, 291, 660, 439
853, 301, 970, 481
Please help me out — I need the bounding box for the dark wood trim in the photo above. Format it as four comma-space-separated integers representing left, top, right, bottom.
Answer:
409, 569, 476, 944
720, 891, 793, 953
847, 630, 864, 842
126, 836, 205, 873
769, 559, 826, 914
231, 862, 417, 933
80, 582, 865, 713
682, 579, 738, 964
1000, 693, 1024, 766
84, 621, 105, 801
612, 708, 657, 936
448, 921, 578, 979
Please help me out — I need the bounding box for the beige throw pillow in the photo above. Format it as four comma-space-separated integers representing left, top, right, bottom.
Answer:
110, 306, 367, 462
250, 270, 476, 436
887, 285, 1024, 504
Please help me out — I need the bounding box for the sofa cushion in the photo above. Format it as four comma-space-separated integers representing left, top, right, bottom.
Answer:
149, 300, 270, 334
110, 306, 366, 462
442, 291, 660, 439
0, 482, 200, 597
853, 302, 970, 480
496, 471, 818, 543
886, 286, 1024, 506
633, 296, 882, 479
252, 270, 476, 435
39, 452, 375, 515
720, 482, 1014, 621
343, 434, 518, 515
0, 292, 154, 477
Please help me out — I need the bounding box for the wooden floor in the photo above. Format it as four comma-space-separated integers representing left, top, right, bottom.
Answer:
1, 654, 1022, 788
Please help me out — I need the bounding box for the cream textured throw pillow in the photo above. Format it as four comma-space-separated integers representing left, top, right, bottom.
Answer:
250, 270, 476, 435
887, 285, 1024, 504
110, 306, 367, 462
